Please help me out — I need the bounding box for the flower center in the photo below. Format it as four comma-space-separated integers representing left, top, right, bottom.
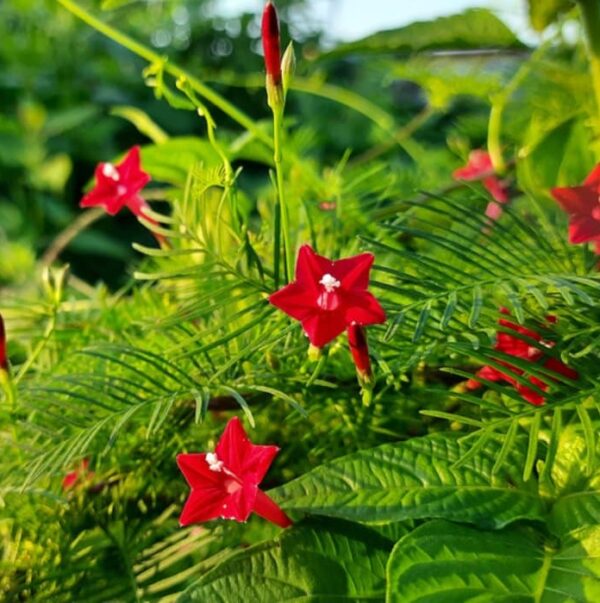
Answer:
593, 202, 600, 221
317, 273, 341, 311
319, 273, 341, 292
102, 163, 120, 181
205, 452, 224, 472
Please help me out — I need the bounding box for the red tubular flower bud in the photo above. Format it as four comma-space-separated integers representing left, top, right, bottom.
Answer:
347, 323, 372, 383
0, 314, 7, 372
262, 1, 282, 86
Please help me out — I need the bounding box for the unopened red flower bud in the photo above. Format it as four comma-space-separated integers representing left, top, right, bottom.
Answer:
347, 323, 372, 383
262, 2, 282, 86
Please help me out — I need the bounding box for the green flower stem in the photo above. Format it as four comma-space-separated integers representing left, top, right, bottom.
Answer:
579, 0, 600, 125
273, 106, 293, 284
0, 370, 16, 410
57, 0, 272, 148
487, 44, 548, 175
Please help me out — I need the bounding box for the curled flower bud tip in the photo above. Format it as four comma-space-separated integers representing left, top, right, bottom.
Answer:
281, 41, 296, 94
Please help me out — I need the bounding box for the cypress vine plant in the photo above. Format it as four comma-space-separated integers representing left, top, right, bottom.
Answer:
1, 0, 600, 600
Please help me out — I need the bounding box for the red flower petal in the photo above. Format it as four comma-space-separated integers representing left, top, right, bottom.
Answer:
584, 162, 600, 186
302, 311, 348, 347
269, 283, 317, 321
177, 453, 222, 488
552, 185, 598, 217
294, 245, 334, 292
482, 176, 509, 203
484, 201, 504, 221
344, 292, 387, 327
215, 417, 279, 483
453, 150, 495, 180
468, 310, 577, 405
568, 215, 600, 244
254, 490, 292, 528
544, 356, 579, 381
179, 485, 236, 525
333, 253, 374, 290
516, 381, 546, 406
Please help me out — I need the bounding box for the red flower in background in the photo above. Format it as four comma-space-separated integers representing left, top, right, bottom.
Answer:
62, 459, 93, 491
261, 2, 282, 86
269, 245, 386, 348
466, 309, 578, 405
0, 314, 7, 372
80, 146, 152, 220
177, 417, 292, 528
453, 150, 509, 222
551, 163, 600, 249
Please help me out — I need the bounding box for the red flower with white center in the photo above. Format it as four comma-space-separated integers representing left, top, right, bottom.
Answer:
177, 417, 292, 528
261, 1, 282, 87
466, 309, 578, 405
0, 313, 7, 372
62, 459, 93, 491
453, 150, 510, 222
269, 245, 386, 348
551, 163, 600, 249
80, 146, 152, 219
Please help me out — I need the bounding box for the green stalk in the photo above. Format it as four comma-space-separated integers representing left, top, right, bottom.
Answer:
487, 43, 548, 174
57, 0, 272, 148
273, 107, 292, 283
579, 0, 600, 123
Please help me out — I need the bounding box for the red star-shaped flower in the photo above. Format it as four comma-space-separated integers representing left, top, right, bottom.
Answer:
80, 146, 151, 219
269, 245, 386, 348
453, 150, 510, 222
467, 309, 578, 405
62, 459, 93, 491
177, 417, 292, 528
551, 163, 600, 246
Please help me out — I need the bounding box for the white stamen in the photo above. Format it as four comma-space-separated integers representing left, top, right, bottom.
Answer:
206, 452, 224, 472
101, 163, 120, 181
319, 273, 341, 292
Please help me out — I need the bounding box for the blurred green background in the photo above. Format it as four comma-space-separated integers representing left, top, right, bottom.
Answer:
0, 0, 530, 286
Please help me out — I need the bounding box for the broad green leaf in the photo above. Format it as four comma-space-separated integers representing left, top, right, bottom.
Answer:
392, 56, 504, 108
178, 518, 391, 602
528, 0, 575, 31
273, 433, 544, 528
386, 520, 600, 602
550, 490, 600, 538
539, 426, 600, 538
518, 118, 595, 190
322, 9, 523, 59
140, 137, 221, 186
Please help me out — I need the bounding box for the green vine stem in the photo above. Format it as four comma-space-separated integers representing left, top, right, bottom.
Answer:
273, 106, 293, 283
579, 0, 600, 126
487, 43, 550, 175
57, 0, 272, 148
